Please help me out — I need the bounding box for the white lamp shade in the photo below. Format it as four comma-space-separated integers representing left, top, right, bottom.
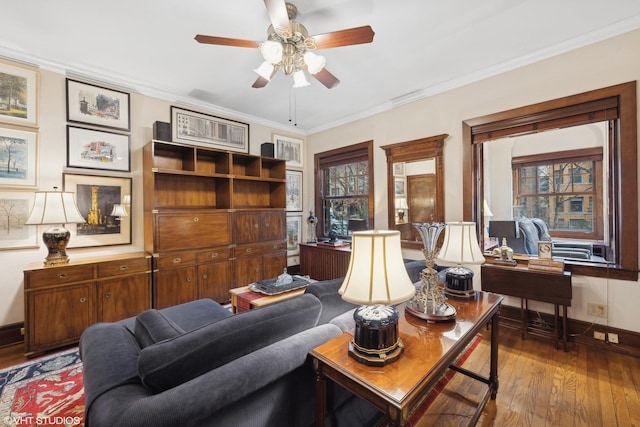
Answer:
483, 199, 494, 217
436, 222, 485, 265
339, 230, 416, 305
25, 190, 86, 225
110, 204, 128, 217
292, 70, 310, 88
259, 40, 283, 63
303, 51, 326, 74
122, 194, 131, 205
395, 197, 409, 210
254, 61, 275, 80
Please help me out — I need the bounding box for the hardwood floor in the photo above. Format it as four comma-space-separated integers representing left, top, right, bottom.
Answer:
0, 327, 638, 426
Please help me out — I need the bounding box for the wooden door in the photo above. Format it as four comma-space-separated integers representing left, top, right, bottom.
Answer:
263, 251, 287, 280
408, 174, 437, 241
98, 273, 151, 322
154, 266, 197, 309
261, 211, 286, 241
234, 255, 262, 287
198, 260, 233, 303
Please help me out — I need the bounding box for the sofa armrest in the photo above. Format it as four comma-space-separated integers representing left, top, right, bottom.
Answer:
305, 278, 358, 325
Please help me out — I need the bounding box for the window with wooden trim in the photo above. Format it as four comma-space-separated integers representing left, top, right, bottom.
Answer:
512, 147, 603, 240
314, 141, 374, 238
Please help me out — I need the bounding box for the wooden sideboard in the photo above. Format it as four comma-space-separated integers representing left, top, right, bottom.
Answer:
299, 243, 351, 281
481, 263, 572, 350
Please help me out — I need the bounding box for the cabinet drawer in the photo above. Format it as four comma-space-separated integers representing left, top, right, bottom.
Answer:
197, 248, 232, 263
25, 264, 95, 288
235, 244, 265, 258
98, 257, 150, 278
155, 211, 232, 252
266, 241, 287, 252
155, 253, 197, 269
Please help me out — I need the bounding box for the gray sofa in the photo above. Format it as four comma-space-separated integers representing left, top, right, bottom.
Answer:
80, 260, 427, 427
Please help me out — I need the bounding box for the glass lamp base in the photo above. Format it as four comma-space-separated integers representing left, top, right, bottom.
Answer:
405, 299, 457, 322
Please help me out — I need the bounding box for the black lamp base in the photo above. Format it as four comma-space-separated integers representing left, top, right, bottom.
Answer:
42, 225, 71, 266
444, 266, 477, 299
349, 305, 403, 366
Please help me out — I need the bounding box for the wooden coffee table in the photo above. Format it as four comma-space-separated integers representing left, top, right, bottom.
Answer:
310, 292, 503, 426
229, 285, 307, 313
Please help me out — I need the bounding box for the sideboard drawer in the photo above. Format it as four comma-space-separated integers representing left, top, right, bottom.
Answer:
98, 257, 150, 278
25, 264, 95, 288
155, 252, 197, 269
154, 211, 231, 252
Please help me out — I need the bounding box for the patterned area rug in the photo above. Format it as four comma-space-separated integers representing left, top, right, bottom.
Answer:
0, 348, 84, 427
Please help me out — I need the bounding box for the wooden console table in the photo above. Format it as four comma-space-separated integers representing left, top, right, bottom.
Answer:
299, 243, 351, 280
311, 292, 503, 426
481, 263, 572, 350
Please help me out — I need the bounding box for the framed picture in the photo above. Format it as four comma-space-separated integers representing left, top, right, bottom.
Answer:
286, 170, 302, 211
0, 126, 38, 188
0, 191, 38, 250
393, 162, 405, 176
66, 79, 130, 131
538, 241, 553, 259
171, 106, 249, 153
0, 60, 39, 128
273, 134, 303, 168
394, 177, 406, 197
63, 173, 132, 248
67, 125, 130, 172
286, 213, 302, 256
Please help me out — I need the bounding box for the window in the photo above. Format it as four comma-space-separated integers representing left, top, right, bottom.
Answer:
314, 141, 374, 238
512, 148, 603, 239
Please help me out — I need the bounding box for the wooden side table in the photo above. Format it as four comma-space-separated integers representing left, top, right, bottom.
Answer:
310, 293, 503, 426
299, 243, 351, 280
229, 286, 306, 313
481, 263, 572, 350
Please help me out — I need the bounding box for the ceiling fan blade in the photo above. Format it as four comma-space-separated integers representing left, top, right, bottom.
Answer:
195, 35, 259, 48
252, 65, 280, 88
311, 26, 375, 49
263, 0, 292, 37
312, 68, 340, 89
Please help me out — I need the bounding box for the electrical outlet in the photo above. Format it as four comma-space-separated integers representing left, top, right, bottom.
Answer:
608, 333, 619, 344
587, 303, 607, 317
594, 331, 606, 341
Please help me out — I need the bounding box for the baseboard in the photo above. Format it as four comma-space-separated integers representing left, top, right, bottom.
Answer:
498, 305, 640, 357
0, 322, 24, 348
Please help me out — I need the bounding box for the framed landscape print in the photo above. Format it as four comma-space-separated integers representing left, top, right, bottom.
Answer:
286, 213, 302, 256
0, 60, 39, 128
66, 79, 130, 131
171, 106, 249, 153
63, 173, 132, 248
67, 125, 130, 172
0, 191, 38, 250
0, 126, 38, 188
273, 134, 303, 168
286, 170, 302, 211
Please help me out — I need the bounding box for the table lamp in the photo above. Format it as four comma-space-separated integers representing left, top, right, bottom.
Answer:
25, 187, 86, 266
436, 222, 486, 298
395, 197, 409, 223
338, 230, 416, 366
488, 220, 519, 266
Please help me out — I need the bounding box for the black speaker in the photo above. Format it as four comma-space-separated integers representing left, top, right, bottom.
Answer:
261, 142, 274, 158
153, 121, 171, 141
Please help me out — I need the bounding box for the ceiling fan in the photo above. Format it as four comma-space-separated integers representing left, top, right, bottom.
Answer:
195, 0, 375, 89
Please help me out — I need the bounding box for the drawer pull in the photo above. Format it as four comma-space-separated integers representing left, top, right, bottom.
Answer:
254, 223, 259, 228
186, 277, 192, 282
58, 273, 67, 280
245, 248, 252, 253
104, 292, 111, 299
202, 274, 208, 279
211, 253, 218, 258
119, 265, 128, 271
173, 257, 182, 264
80, 297, 87, 303
193, 217, 199, 223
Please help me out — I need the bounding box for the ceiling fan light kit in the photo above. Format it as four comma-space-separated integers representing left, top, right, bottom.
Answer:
195, 1, 375, 89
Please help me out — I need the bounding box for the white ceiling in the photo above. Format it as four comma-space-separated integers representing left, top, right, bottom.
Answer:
2, 0, 640, 133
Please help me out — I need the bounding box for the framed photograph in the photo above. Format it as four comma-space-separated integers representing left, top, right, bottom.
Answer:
286, 213, 302, 256
286, 170, 302, 211
171, 106, 249, 153
538, 241, 553, 259
273, 134, 303, 168
0, 60, 39, 128
0, 191, 38, 250
66, 78, 130, 131
0, 126, 38, 188
393, 162, 405, 176
394, 177, 406, 197
67, 125, 130, 172
63, 173, 132, 248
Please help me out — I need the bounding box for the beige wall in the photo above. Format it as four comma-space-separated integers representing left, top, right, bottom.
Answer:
306, 29, 640, 333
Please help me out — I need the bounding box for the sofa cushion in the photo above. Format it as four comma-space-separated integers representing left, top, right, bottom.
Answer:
135, 309, 185, 348
137, 293, 322, 392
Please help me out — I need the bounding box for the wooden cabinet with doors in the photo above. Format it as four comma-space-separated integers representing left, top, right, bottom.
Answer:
143, 140, 287, 304
23, 252, 151, 357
